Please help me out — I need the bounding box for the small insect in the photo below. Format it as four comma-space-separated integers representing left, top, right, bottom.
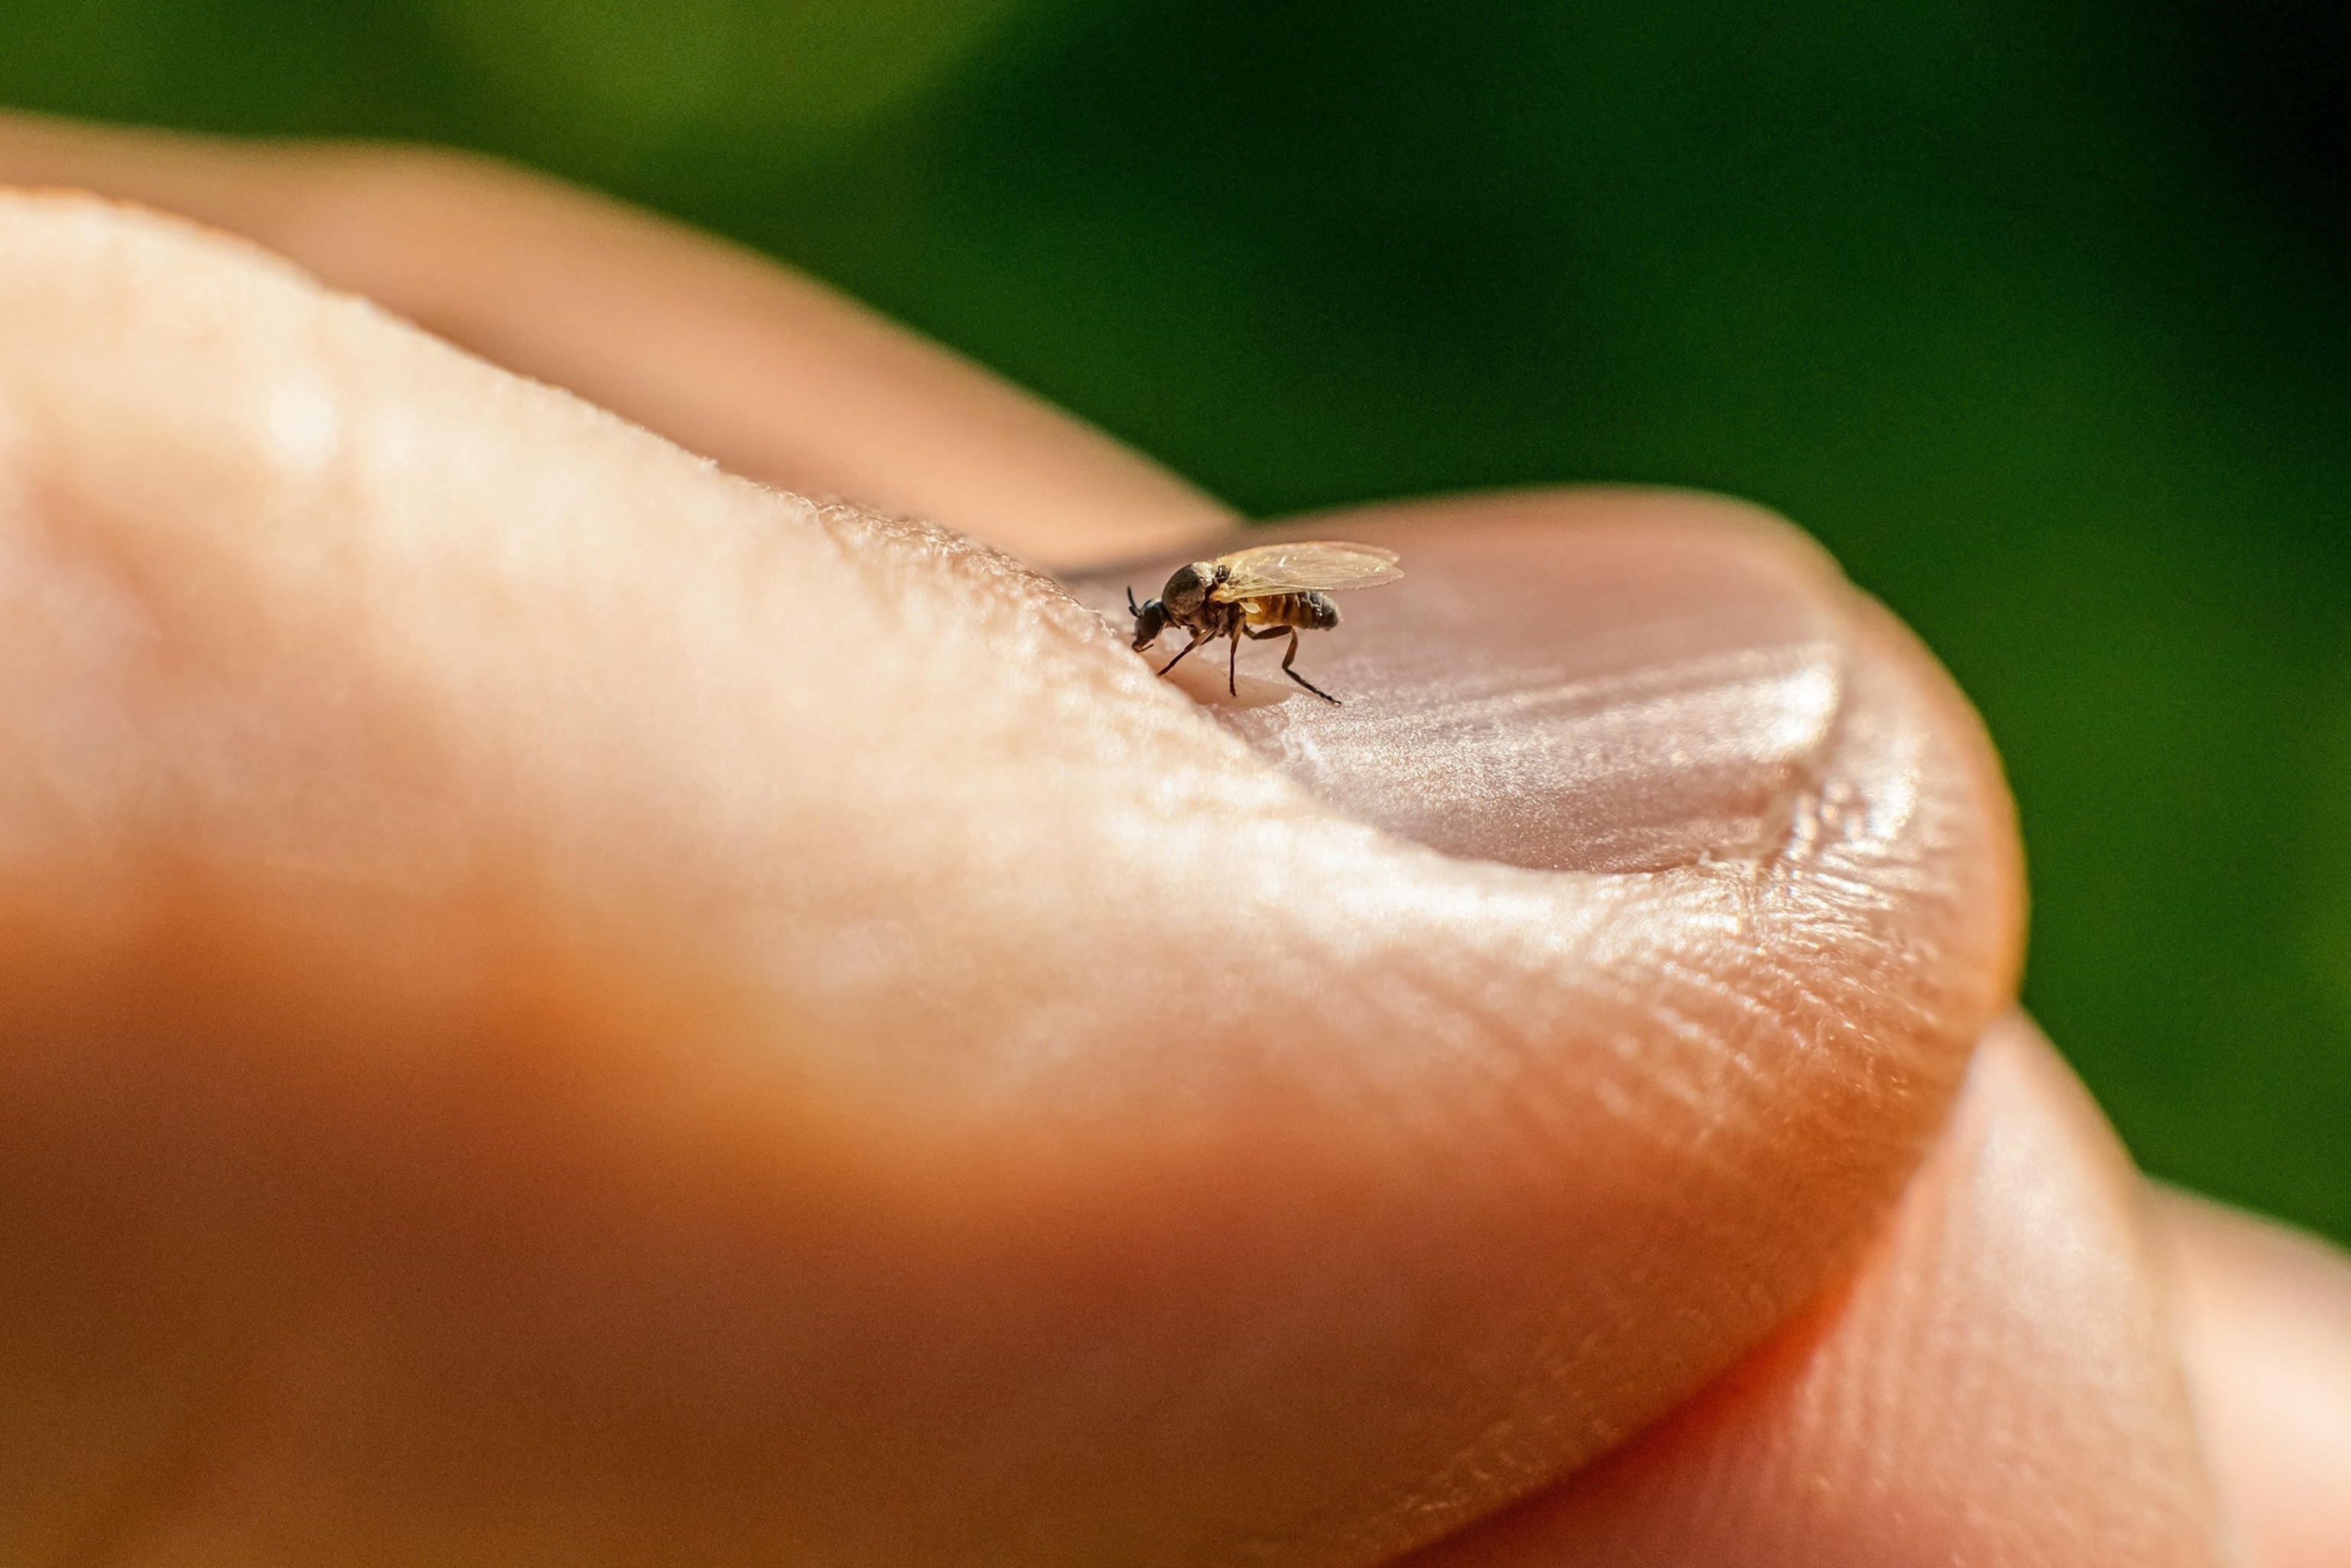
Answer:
1127, 540, 1403, 703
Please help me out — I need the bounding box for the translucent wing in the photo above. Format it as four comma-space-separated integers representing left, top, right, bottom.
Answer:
1209, 541, 1404, 600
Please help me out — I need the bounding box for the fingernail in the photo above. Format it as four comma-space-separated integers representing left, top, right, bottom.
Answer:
1068, 494, 1845, 873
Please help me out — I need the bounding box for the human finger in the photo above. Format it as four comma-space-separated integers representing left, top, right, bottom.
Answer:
0, 193, 2017, 1563
1404, 1015, 2228, 1567
2157, 1185, 2351, 1568
0, 108, 1230, 569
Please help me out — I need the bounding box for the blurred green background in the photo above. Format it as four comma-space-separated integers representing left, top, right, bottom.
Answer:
3, 0, 2343, 1239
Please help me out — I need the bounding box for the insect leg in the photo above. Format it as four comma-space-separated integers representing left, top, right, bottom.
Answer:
1273, 626, 1340, 704
1157, 631, 1208, 676
1228, 628, 1241, 695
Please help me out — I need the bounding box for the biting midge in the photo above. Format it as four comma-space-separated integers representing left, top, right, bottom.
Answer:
1127, 542, 1401, 705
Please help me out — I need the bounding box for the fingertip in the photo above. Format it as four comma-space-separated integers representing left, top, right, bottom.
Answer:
1414, 1017, 2226, 1567
2157, 1188, 2351, 1568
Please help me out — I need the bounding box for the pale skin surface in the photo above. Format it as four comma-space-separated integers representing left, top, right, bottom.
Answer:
0, 113, 2345, 1566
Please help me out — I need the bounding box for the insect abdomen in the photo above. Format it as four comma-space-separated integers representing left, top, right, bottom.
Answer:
1248, 590, 1339, 631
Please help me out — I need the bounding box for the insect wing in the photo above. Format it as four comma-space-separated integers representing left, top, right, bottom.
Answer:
1208, 541, 1404, 601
